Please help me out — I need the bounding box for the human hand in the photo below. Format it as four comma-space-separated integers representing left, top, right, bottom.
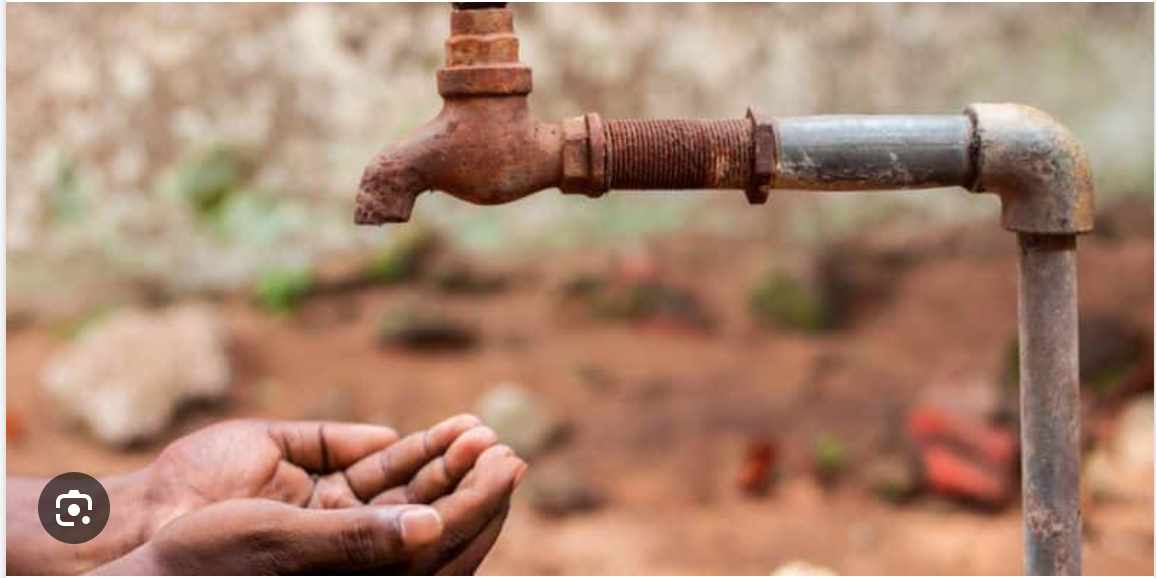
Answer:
69, 414, 522, 574
91, 442, 525, 575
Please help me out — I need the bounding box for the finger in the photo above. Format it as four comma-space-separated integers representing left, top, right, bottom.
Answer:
344, 414, 482, 501
267, 421, 399, 473
434, 499, 510, 576
271, 503, 444, 573
371, 426, 498, 506
307, 472, 363, 509
414, 445, 527, 572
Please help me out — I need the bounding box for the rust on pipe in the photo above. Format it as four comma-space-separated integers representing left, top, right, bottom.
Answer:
354, 9, 1095, 573
967, 103, 1095, 235
604, 118, 753, 191
1018, 233, 1082, 576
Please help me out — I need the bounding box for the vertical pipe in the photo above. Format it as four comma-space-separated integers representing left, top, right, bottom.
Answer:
1018, 233, 1082, 575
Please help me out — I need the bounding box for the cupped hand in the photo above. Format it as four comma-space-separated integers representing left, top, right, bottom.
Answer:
94, 442, 526, 575
146, 414, 490, 523
82, 414, 524, 575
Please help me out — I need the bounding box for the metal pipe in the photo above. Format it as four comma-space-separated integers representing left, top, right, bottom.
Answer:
774, 115, 973, 191
355, 5, 1096, 574
1018, 233, 1082, 575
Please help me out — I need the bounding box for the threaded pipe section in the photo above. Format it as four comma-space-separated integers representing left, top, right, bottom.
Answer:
605, 118, 753, 190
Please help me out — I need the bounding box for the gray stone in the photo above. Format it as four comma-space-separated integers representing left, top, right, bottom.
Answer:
524, 462, 602, 517
42, 304, 231, 445
475, 382, 565, 459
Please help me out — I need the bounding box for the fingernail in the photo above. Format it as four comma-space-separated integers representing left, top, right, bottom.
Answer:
513, 462, 529, 487
399, 507, 443, 546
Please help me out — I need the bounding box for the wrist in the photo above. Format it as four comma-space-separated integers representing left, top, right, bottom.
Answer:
75, 466, 168, 572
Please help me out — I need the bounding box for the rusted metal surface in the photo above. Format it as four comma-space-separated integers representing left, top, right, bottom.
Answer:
968, 103, 1095, 235
604, 118, 752, 191
355, 5, 561, 224
1018, 233, 1082, 575
745, 107, 775, 204
775, 115, 973, 191
354, 12, 1095, 573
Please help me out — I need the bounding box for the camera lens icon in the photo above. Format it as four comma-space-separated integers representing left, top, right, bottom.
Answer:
38, 472, 109, 544
55, 489, 92, 526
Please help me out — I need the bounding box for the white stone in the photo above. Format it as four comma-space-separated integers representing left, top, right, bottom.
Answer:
42, 304, 231, 445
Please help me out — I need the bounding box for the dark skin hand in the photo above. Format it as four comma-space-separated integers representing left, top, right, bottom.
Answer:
6, 415, 526, 575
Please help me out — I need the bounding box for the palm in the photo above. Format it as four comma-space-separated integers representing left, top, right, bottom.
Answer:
148, 415, 490, 526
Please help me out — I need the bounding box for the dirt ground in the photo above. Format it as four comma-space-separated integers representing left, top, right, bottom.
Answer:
7, 201, 1154, 575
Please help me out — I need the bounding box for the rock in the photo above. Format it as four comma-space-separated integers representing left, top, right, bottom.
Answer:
1001, 312, 1148, 397
41, 304, 231, 446
1087, 394, 1154, 502
771, 560, 838, 576
524, 462, 602, 517
906, 404, 1017, 507
376, 306, 477, 352
864, 454, 920, 503
475, 382, 565, 459
1114, 394, 1154, 474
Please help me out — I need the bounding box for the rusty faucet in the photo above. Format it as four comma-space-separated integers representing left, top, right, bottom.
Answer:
356, 4, 1093, 575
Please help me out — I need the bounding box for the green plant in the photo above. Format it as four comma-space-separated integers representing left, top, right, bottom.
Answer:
363, 228, 437, 284
749, 267, 831, 333
252, 268, 314, 313
47, 154, 88, 224
812, 433, 847, 483
165, 144, 244, 217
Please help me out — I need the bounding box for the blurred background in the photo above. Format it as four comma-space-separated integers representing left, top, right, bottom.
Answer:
6, 3, 1153, 574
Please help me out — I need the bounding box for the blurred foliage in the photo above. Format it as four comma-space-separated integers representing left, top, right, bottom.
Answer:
51, 306, 117, 341
162, 144, 245, 218
812, 433, 848, 484
5, 4, 1152, 313
750, 266, 835, 333
251, 268, 314, 314
363, 227, 438, 285
47, 154, 89, 225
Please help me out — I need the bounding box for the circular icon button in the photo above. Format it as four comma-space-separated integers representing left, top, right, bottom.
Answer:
38, 472, 110, 544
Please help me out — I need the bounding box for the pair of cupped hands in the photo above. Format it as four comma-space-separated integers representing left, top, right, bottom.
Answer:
87, 414, 525, 575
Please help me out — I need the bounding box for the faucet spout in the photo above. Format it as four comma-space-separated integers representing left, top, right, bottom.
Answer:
354, 133, 435, 225
354, 4, 564, 225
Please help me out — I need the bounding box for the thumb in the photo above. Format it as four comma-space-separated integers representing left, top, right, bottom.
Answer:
265, 503, 443, 573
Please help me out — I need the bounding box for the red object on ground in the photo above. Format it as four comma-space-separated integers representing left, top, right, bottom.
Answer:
7, 410, 26, 442
908, 405, 1017, 466
906, 404, 1018, 506
921, 445, 1011, 505
737, 439, 777, 496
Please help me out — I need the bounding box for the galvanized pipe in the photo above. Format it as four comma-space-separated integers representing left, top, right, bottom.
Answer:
1018, 233, 1082, 575
765, 115, 974, 191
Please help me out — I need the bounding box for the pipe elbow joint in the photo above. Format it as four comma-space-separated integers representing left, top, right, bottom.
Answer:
967, 103, 1094, 235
